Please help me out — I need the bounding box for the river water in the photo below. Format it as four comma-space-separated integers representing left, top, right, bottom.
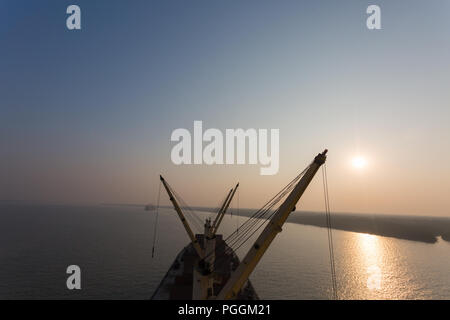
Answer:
1, 205, 449, 299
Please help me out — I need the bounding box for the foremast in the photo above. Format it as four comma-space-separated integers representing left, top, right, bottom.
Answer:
211, 183, 239, 236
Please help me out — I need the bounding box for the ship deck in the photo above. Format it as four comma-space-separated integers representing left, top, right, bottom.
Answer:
151, 234, 258, 300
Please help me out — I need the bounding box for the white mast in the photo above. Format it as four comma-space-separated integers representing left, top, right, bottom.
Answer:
200, 185, 238, 299
212, 183, 239, 236
211, 188, 233, 234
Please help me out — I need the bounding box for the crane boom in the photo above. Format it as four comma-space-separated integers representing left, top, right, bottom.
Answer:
212, 183, 239, 235
159, 175, 204, 259
215, 150, 328, 300
211, 188, 233, 232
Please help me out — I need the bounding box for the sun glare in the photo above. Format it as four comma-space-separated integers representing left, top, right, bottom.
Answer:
352, 156, 368, 169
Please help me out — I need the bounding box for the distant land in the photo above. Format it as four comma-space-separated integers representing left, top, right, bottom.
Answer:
1, 202, 449, 244
175, 207, 450, 244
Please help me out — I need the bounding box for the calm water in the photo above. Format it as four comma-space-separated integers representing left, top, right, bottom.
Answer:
1, 204, 449, 299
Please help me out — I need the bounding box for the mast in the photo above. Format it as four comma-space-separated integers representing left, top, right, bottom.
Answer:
215, 150, 328, 300
199, 185, 236, 299
211, 188, 233, 234
159, 175, 204, 259
212, 183, 239, 236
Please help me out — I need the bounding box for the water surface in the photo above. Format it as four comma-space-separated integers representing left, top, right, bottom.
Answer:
1, 205, 449, 299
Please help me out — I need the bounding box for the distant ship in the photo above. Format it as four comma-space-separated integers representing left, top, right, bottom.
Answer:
151, 150, 328, 300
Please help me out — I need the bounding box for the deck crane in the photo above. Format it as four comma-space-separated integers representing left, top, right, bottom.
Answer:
215, 150, 328, 300
202, 186, 235, 278
211, 188, 234, 234
203, 183, 239, 275
160, 176, 238, 258
159, 176, 240, 299
155, 150, 327, 300
160, 175, 204, 259
203, 186, 235, 269
211, 183, 239, 236
160, 176, 237, 253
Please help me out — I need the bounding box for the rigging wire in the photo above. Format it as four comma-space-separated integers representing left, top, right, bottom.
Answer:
211, 165, 307, 264
223, 184, 291, 253
322, 163, 338, 300
157, 158, 337, 297
235, 186, 240, 234
151, 180, 162, 258
214, 192, 229, 221
224, 168, 302, 246
223, 166, 307, 249
208, 165, 311, 270
217, 178, 295, 262
210, 180, 303, 271
168, 183, 204, 232
160, 163, 312, 275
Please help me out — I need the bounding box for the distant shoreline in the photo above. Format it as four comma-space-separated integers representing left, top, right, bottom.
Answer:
174, 206, 450, 244
2, 202, 449, 244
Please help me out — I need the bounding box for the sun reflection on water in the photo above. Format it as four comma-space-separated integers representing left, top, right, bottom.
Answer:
358, 233, 382, 291
345, 232, 418, 299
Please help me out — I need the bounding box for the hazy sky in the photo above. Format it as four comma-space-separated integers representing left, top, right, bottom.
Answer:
1, 1, 449, 216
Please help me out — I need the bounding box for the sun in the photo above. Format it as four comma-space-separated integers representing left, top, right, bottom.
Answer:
352, 156, 368, 169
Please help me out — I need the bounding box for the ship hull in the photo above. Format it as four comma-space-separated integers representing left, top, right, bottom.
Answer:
151, 234, 258, 300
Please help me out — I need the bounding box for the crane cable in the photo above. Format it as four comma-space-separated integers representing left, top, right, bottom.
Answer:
322, 163, 338, 300
151, 180, 162, 258
223, 165, 308, 252
223, 165, 307, 249
208, 165, 309, 271
235, 186, 240, 234
168, 183, 204, 232
207, 165, 309, 269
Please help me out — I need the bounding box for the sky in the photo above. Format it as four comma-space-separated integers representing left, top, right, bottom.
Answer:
1, 0, 449, 216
